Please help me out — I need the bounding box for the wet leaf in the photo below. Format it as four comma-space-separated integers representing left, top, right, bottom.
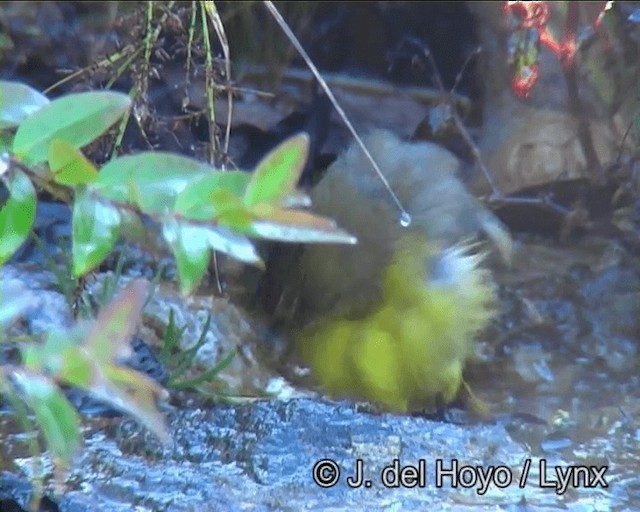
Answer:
48, 139, 99, 186
244, 133, 309, 207
175, 171, 250, 221
203, 225, 262, 266
164, 221, 210, 295
12, 90, 131, 165
249, 204, 357, 244
95, 152, 214, 214
163, 219, 262, 293
279, 191, 312, 209
0, 80, 50, 129
72, 189, 121, 276
0, 168, 36, 264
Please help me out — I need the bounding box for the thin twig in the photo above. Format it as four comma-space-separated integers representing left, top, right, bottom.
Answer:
203, 1, 233, 162
43, 45, 138, 95
616, 118, 637, 164
412, 40, 502, 199
184, 0, 198, 107
198, 2, 219, 166
405, 38, 572, 214
451, 46, 482, 96
199, 1, 228, 295
262, 0, 411, 225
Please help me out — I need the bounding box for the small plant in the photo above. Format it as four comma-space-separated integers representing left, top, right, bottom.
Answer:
0, 80, 356, 295
159, 308, 235, 391
0, 75, 355, 490
1, 280, 169, 471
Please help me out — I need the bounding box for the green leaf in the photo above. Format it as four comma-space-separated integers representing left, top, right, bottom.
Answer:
84, 279, 148, 363
164, 221, 211, 295
101, 365, 171, 444
18, 280, 170, 447
11, 370, 81, 465
72, 189, 121, 276
94, 152, 214, 214
58, 347, 94, 388
48, 139, 99, 186
0, 80, 50, 129
249, 204, 358, 244
243, 133, 309, 207
175, 172, 257, 234
0, 168, 36, 264
175, 171, 250, 221
163, 219, 262, 293
217, 206, 254, 233
22, 329, 77, 375
169, 349, 236, 390
12, 90, 131, 165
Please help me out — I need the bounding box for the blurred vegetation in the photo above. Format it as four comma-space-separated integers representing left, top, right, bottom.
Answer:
0, 1, 353, 496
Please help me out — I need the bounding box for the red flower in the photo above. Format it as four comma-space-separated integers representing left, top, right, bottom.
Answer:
504, 1, 550, 29
511, 63, 539, 98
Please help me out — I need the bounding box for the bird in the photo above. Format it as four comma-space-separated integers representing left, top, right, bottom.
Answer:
274, 129, 510, 413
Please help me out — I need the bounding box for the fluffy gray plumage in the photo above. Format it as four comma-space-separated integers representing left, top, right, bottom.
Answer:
290, 129, 511, 321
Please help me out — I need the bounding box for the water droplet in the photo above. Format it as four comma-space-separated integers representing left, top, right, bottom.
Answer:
399, 212, 412, 227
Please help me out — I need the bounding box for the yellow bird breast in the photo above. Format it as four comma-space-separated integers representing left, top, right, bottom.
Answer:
286, 130, 505, 413
297, 235, 495, 413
